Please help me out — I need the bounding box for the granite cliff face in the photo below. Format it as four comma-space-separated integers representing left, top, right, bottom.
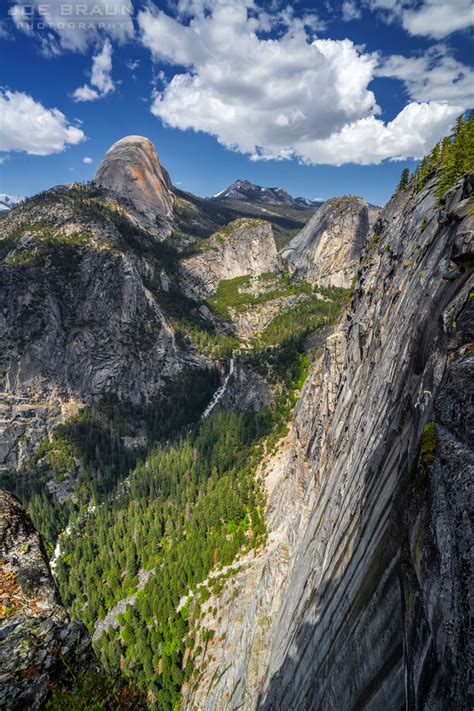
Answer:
398, 226, 473, 709
0, 182, 192, 471
180, 219, 280, 298
95, 135, 173, 231
183, 174, 473, 709
0, 490, 98, 709
282, 195, 369, 288
0, 136, 308, 472
1, 130, 471, 710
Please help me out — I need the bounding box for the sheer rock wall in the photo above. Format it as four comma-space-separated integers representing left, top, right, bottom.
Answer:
185, 174, 473, 710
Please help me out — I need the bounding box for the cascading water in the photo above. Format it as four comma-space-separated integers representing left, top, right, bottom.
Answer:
202, 358, 235, 419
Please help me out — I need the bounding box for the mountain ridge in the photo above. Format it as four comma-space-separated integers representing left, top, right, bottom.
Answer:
211, 178, 323, 210
0, 194, 25, 211
0, 122, 472, 710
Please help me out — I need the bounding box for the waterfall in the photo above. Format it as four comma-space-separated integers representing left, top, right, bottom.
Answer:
50, 523, 71, 571
202, 358, 235, 419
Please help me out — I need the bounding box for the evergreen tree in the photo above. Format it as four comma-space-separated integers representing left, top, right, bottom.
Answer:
405, 110, 474, 199
396, 167, 410, 193
6, 283, 349, 705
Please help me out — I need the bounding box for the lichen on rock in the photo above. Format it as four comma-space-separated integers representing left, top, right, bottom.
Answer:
0, 490, 99, 709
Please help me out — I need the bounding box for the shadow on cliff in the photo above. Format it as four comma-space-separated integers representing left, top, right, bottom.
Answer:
256, 184, 474, 710
255, 504, 405, 711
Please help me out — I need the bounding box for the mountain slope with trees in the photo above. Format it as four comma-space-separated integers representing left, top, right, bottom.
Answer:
1, 117, 472, 710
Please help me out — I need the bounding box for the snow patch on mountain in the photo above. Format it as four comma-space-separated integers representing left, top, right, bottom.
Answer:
211, 179, 322, 209
0, 194, 25, 211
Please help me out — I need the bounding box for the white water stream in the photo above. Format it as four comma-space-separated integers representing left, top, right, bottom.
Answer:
202, 358, 235, 419
50, 523, 71, 571
50, 360, 235, 572
49, 503, 96, 572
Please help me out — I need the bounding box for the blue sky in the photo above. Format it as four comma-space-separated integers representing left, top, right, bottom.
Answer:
0, 0, 472, 206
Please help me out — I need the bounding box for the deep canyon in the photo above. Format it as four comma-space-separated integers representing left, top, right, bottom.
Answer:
0, 125, 472, 710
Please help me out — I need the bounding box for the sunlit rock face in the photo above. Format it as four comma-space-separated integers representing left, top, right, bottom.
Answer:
0, 490, 99, 709
180, 218, 280, 299
95, 135, 174, 225
282, 195, 369, 288
0, 140, 189, 471
183, 173, 473, 710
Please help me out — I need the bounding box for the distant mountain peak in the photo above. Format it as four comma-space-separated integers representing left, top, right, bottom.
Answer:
0, 194, 25, 211
211, 180, 321, 209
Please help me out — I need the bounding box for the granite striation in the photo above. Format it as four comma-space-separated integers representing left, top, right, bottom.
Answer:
282, 195, 369, 288
184, 173, 473, 710
180, 219, 279, 299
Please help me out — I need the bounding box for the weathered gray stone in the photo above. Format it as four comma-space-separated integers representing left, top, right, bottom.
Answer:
230, 293, 309, 341
219, 362, 273, 413
0, 490, 99, 709
0, 183, 198, 470
281, 195, 369, 288
184, 174, 473, 710
180, 219, 279, 299
398, 285, 473, 711
1, 133, 471, 710
95, 135, 173, 228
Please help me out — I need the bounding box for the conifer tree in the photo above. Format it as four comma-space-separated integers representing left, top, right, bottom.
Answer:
404, 111, 474, 199
396, 167, 410, 193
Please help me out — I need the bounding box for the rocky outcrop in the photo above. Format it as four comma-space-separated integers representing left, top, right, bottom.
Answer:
184, 174, 473, 709
282, 195, 369, 288
218, 361, 273, 413
92, 567, 155, 643
0, 183, 194, 470
230, 293, 309, 341
180, 219, 279, 298
367, 202, 382, 226
0, 490, 98, 709
95, 135, 173, 230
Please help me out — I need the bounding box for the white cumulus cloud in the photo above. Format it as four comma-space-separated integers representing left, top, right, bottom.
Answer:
138, 1, 468, 166
366, 0, 474, 39
402, 0, 473, 39
73, 39, 115, 102
73, 85, 100, 102
83, 157, 93, 164
0, 90, 85, 156
296, 101, 463, 165
377, 49, 474, 105
139, 3, 379, 161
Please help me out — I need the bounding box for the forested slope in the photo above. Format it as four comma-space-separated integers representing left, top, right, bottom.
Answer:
1, 115, 472, 710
